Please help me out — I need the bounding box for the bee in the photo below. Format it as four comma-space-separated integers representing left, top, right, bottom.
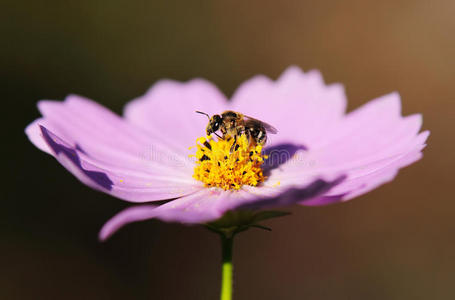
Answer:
196, 110, 278, 148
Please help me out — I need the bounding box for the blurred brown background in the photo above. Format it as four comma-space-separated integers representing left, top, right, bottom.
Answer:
2, 0, 454, 299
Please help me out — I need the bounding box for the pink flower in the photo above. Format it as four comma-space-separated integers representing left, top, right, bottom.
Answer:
25, 66, 429, 240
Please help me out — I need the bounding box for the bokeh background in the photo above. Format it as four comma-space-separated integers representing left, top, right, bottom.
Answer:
2, 0, 454, 299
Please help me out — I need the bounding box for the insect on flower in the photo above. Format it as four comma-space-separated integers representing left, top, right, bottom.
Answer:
25, 66, 429, 240
195, 110, 278, 150
26, 66, 429, 300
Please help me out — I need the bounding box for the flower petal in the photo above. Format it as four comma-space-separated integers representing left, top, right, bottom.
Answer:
38, 125, 114, 191
124, 79, 228, 148
250, 91, 428, 206
99, 189, 227, 240
319, 137, 427, 202
25, 118, 54, 155
38, 95, 192, 169
298, 93, 429, 204
99, 175, 345, 240
221, 175, 346, 211
26, 95, 202, 202
231, 66, 347, 147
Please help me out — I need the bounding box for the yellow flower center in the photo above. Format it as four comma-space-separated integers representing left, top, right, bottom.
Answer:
192, 135, 266, 190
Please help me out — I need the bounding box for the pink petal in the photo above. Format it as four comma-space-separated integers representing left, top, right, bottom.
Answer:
99, 189, 226, 240
297, 94, 429, 204
26, 95, 201, 202
38, 95, 192, 169
25, 118, 54, 154
222, 175, 345, 211
124, 79, 228, 148
231, 66, 347, 147
230, 73, 428, 206
99, 175, 344, 240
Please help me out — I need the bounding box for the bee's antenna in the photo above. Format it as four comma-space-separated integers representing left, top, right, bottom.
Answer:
195, 111, 210, 120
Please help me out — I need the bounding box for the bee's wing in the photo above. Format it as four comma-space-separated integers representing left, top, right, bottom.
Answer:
244, 115, 278, 134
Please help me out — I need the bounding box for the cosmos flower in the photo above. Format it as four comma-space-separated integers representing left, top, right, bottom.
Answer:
25, 66, 429, 240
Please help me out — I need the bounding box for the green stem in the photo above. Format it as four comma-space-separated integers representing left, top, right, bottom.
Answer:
220, 234, 234, 300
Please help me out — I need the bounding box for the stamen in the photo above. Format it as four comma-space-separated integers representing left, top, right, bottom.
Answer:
192, 135, 266, 190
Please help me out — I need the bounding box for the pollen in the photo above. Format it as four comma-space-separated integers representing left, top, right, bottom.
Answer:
192, 135, 266, 190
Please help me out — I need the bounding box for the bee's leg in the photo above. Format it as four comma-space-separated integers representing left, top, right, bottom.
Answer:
214, 132, 223, 140
230, 135, 238, 153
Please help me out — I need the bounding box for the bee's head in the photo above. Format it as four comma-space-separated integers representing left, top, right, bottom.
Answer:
196, 111, 222, 135
207, 115, 222, 135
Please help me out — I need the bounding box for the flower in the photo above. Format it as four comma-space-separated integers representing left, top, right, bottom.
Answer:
25, 66, 429, 240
